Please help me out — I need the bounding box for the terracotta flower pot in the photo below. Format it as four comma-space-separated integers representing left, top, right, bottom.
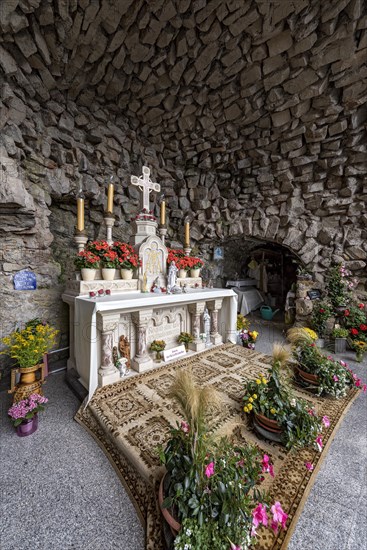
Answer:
158, 474, 181, 536
255, 412, 282, 433
294, 364, 319, 386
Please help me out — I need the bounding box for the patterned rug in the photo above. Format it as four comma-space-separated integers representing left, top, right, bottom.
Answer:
75, 343, 359, 550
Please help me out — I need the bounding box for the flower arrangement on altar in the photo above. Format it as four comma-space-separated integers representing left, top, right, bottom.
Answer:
178, 332, 194, 351
167, 249, 204, 271
86, 240, 110, 258
287, 328, 365, 397
8, 393, 48, 427
158, 369, 287, 550
243, 345, 324, 450
1, 321, 58, 369
74, 249, 101, 269
113, 241, 140, 270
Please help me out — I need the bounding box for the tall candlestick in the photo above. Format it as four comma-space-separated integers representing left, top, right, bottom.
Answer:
107, 183, 114, 213
77, 197, 84, 231
160, 200, 166, 225
184, 221, 190, 246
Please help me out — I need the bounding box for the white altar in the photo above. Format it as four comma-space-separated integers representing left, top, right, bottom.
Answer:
63, 288, 237, 398
62, 165, 237, 399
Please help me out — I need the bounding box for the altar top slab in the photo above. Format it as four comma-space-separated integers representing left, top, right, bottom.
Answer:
76, 287, 237, 312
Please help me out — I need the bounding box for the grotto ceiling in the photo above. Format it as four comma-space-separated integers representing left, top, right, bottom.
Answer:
1, 0, 366, 174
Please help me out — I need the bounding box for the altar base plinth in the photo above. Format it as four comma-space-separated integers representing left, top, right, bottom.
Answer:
98, 368, 121, 387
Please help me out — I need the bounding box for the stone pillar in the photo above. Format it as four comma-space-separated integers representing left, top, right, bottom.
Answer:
131, 310, 154, 372
188, 302, 206, 351
96, 313, 121, 387
207, 299, 223, 345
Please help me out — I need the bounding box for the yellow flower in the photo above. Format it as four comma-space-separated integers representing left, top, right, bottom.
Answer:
256, 379, 261, 385
248, 397, 253, 403
262, 378, 268, 384
270, 408, 276, 415
259, 373, 264, 377
248, 403, 253, 411
252, 394, 257, 399
243, 406, 249, 413
252, 331, 259, 339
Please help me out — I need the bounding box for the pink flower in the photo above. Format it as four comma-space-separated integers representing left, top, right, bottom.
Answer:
262, 454, 275, 477
322, 416, 330, 428
180, 421, 190, 433
305, 462, 314, 471
355, 379, 361, 387
308, 409, 315, 416
270, 501, 288, 532
333, 375, 339, 382
252, 503, 268, 528
340, 360, 347, 367
363, 384, 366, 393
251, 526, 257, 538
205, 461, 215, 478
229, 542, 241, 550
315, 435, 323, 452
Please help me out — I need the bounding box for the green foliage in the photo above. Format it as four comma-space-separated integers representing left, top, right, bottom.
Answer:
331, 327, 349, 338
311, 301, 333, 338
243, 358, 322, 450
325, 264, 352, 310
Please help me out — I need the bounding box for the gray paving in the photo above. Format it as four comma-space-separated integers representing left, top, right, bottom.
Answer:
0, 321, 366, 550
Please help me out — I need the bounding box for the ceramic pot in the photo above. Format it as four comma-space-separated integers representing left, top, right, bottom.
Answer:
190, 268, 200, 278
159, 474, 181, 537
294, 364, 319, 386
16, 414, 38, 437
334, 338, 346, 354
155, 350, 163, 362
255, 412, 282, 433
179, 269, 187, 278
81, 268, 96, 281
9, 363, 45, 403
102, 268, 116, 281
120, 268, 133, 280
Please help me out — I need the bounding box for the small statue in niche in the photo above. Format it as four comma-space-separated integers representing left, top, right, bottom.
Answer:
167, 261, 178, 293
119, 335, 131, 371
203, 308, 211, 346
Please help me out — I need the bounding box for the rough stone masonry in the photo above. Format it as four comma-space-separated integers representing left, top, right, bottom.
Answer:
0, 0, 366, 374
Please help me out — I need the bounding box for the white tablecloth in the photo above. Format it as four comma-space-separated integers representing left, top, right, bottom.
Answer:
226, 279, 257, 288
232, 287, 264, 315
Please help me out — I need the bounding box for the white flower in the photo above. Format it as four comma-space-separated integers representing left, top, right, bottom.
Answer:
185, 529, 192, 536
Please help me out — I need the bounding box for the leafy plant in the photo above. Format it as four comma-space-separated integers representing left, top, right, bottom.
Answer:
237, 314, 250, 331
331, 327, 349, 338
113, 241, 140, 270
159, 370, 287, 549
178, 332, 193, 348
311, 301, 332, 338
1, 323, 58, 369
243, 345, 323, 450
74, 250, 100, 269
287, 327, 365, 397
325, 264, 352, 310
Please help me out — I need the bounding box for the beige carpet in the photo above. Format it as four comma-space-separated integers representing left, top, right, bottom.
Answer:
75, 343, 359, 550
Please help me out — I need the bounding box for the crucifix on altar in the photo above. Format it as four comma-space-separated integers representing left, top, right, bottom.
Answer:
131, 166, 160, 211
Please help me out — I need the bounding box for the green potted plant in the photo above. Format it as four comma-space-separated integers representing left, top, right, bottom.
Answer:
287, 327, 365, 397
325, 264, 352, 314
311, 301, 332, 348
8, 393, 48, 437
189, 256, 204, 278
150, 339, 166, 362
243, 344, 324, 450
178, 332, 193, 352
158, 369, 288, 549
1, 321, 58, 402
331, 327, 349, 354
350, 340, 367, 363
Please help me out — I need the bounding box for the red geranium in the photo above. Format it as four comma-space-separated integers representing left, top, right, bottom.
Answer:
359, 303, 365, 309
350, 328, 359, 336
344, 309, 350, 316
319, 309, 325, 313
360, 324, 367, 332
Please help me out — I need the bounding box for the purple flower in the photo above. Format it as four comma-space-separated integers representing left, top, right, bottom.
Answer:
205, 461, 215, 478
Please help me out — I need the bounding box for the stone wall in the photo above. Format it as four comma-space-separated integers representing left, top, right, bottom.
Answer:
1, 0, 366, 375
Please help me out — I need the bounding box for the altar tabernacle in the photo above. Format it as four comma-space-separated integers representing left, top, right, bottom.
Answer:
63, 166, 237, 398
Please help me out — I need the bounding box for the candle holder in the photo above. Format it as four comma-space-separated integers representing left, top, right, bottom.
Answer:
159, 224, 167, 244
104, 211, 115, 245
74, 229, 88, 252
184, 246, 191, 257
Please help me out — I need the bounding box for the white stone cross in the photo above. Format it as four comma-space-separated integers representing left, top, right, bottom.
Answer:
131, 166, 160, 211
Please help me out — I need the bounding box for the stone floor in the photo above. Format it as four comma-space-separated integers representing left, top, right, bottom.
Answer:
1, 322, 366, 550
